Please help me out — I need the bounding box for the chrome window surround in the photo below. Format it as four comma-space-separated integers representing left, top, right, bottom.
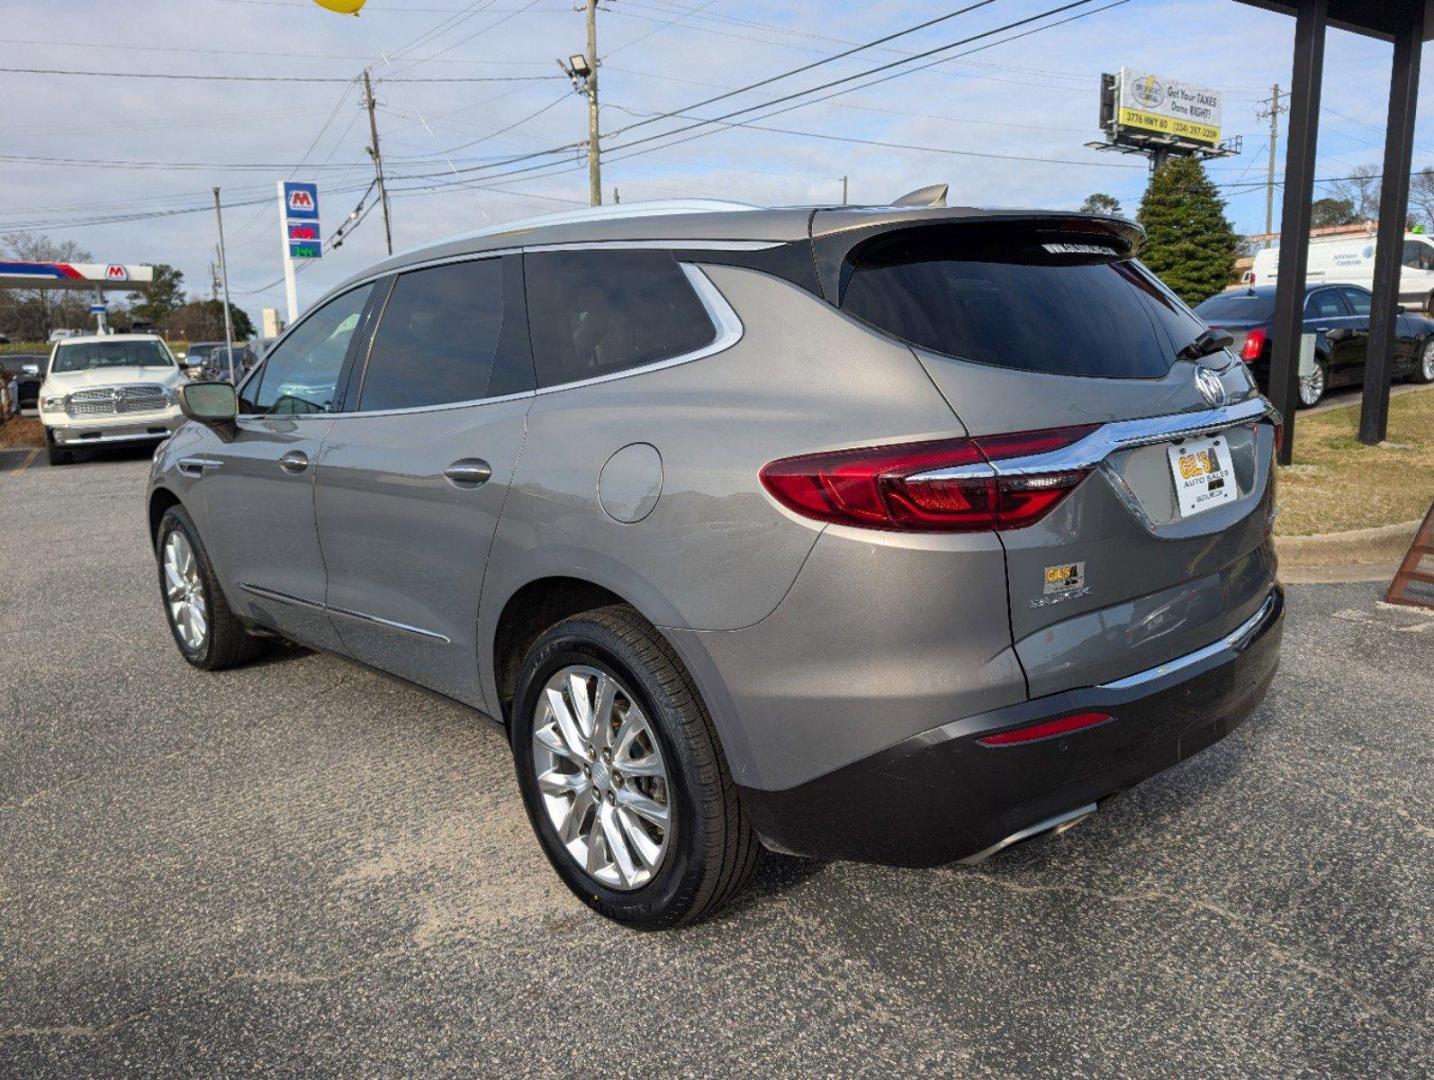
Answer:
907, 397, 1273, 483
238, 583, 451, 643
1100, 590, 1277, 690
235, 250, 748, 419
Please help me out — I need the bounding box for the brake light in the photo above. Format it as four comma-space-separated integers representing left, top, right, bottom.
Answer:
759, 424, 1097, 533
1240, 326, 1266, 362
977, 711, 1113, 746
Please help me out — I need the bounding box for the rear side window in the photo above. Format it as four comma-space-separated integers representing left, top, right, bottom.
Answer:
1339, 287, 1371, 316
1305, 290, 1349, 319
358, 256, 533, 411
839, 226, 1208, 379
1194, 290, 1276, 323
524, 250, 715, 388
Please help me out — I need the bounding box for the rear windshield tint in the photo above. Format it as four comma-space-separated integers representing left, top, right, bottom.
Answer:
839, 226, 1207, 379
1195, 290, 1276, 323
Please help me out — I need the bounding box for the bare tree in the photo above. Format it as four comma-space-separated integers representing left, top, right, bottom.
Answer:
1326, 164, 1381, 223
1408, 167, 1434, 232
0, 231, 93, 340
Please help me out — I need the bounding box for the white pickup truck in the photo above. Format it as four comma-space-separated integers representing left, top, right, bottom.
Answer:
38, 334, 188, 465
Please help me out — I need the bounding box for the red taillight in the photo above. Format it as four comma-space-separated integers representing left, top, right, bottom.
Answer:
976, 711, 1113, 747
759, 424, 1097, 533
1240, 326, 1266, 362
1273, 422, 1284, 455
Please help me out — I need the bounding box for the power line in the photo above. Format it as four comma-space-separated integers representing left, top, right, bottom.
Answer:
0, 65, 563, 83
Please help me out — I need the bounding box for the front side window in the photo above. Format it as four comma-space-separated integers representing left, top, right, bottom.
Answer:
358, 256, 533, 411
241, 284, 373, 415
1402, 240, 1433, 271
524, 249, 716, 388
51, 340, 175, 373
1340, 287, 1372, 316
839, 224, 1208, 379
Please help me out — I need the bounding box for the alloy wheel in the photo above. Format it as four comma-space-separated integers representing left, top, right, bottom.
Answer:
1298, 362, 1325, 407
1422, 339, 1434, 381
163, 530, 207, 652
531, 664, 671, 890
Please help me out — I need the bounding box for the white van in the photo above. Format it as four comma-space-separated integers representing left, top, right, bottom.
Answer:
1250, 231, 1434, 310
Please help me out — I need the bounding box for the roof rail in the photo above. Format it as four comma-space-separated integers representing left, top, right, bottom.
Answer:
433, 199, 760, 250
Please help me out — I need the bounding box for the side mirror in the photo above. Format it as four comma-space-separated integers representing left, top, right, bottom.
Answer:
178, 381, 238, 425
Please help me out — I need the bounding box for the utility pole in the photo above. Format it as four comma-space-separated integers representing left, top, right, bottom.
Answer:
585, 0, 601, 206
841, 175, 848, 204
613, 187, 620, 204
362, 69, 393, 255
213, 187, 237, 383
1256, 84, 1286, 237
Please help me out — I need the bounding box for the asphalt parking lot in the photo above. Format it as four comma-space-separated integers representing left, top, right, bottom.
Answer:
2, 450, 1431, 1079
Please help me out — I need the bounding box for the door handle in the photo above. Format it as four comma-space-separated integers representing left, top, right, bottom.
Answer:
444, 459, 492, 488
279, 450, 309, 474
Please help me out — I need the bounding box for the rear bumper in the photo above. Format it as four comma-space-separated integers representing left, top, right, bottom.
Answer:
739, 586, 1283, 867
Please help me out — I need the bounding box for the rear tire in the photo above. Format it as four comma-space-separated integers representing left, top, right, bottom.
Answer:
1413, 336, 1434, 384
156, 505, 269, 671
510, 605, 759, 929
1297, 358, 1328, 408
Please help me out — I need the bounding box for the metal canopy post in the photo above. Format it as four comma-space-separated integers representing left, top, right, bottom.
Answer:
1360, 0, 1426, 445
1268, 0, 1328, 465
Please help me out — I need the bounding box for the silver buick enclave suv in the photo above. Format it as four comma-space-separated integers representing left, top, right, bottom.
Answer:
149, 199, 1283, 928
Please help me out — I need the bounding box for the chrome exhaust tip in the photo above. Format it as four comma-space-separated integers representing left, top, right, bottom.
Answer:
958, 803, 1099, 864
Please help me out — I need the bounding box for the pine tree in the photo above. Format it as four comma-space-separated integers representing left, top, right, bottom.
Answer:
1136, 157, 1239, 306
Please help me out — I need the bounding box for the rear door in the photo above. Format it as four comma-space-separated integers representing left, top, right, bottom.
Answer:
827, 217, 1278, 695
1306, 287, 1361, 386
200, 283, 377, 650
312, 253, 534, 709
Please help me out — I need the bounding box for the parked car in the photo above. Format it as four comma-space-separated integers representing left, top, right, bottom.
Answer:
0, 353, 46, 409
39, 334, 187, 465
148, 200, 1283, 928
47, 329, 82, 342
1195, 283, 1434, 407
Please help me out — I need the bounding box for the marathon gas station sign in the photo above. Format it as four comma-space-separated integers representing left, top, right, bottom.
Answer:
0, 262, 154, 290
283, 181, 321, 259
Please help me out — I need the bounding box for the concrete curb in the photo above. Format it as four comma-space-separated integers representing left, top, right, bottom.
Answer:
1276, 519, 1422, 568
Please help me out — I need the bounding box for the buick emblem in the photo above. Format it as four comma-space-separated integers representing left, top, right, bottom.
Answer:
1195, 368, 1227, 407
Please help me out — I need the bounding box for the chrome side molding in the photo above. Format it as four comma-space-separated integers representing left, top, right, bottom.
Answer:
238, 583, 450, 643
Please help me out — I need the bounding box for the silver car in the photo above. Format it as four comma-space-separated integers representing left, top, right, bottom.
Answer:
148, 200, 1284, 928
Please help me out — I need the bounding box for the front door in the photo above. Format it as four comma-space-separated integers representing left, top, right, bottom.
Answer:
201, 282, 376, 650
313, 254, 535, 708
1305, 287, 1361, 387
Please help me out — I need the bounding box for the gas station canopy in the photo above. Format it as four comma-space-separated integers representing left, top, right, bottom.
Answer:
0, 262, 154, 292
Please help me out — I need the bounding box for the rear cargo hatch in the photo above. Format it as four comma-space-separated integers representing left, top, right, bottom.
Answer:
822, 214, 1279, 695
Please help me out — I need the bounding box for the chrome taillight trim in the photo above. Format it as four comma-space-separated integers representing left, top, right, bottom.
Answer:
989, 397, 1273, 478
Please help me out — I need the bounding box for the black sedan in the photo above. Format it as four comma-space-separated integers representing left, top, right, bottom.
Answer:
0, 353, 46, 410
1195, 283, 1434, 407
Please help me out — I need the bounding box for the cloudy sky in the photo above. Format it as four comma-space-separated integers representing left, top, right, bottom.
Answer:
1, 0, 1428, 323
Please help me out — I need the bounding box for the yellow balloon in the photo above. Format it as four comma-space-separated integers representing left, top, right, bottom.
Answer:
312, 0, 367, 14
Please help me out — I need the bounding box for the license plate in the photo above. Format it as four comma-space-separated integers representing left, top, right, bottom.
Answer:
1167, 434, 1237, 518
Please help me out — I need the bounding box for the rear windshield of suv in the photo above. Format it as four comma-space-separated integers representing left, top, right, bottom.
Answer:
51, 340, 175, 372
1194, 290, 1276, 323
839, 225, 1207, 379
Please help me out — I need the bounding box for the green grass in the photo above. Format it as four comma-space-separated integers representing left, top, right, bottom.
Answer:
1276, 388, 1434, 535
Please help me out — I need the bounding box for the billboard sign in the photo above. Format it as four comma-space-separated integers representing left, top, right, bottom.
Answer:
1116, 68, 1222, 146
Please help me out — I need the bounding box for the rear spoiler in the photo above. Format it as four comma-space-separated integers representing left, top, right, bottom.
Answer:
808, 209, 1144, 305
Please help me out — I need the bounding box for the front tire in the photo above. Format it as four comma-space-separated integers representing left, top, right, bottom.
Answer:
511, 605, 759, 929
44, 428, 72, 466
156, 505, 268, 671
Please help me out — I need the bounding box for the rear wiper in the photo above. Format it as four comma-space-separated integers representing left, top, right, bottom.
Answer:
1178, 328, 1235, 362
